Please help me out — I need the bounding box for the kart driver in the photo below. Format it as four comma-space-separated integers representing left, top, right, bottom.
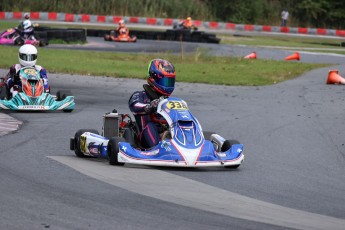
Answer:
178, 17, 195, 30
115, 20, 129, 35
128, 59, 176, 149
4, 44, 50, 98
18, 13, 36, 40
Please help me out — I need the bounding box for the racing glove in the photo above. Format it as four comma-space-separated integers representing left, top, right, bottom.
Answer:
144, 99, 160, 113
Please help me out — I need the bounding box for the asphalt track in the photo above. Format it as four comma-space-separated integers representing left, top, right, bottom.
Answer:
1, 38, 345, 230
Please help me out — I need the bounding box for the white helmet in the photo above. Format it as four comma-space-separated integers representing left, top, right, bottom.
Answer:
24, 13, 30, 20
19, 44, 38, 67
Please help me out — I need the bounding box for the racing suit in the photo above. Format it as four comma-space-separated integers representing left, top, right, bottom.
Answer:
128, 88, 162, 149
18, 20, 36, 40
115, 27, 129, 35
6, 64, 49, 95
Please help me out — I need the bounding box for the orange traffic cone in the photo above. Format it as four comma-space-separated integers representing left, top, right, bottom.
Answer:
244, 52, 256, 59
326, 70, 345, 84
284, 52, 300, 61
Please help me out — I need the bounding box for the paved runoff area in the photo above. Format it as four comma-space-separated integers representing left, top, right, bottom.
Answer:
0, 112, 22, 136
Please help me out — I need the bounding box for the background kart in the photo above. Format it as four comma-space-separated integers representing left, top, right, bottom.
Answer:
70, 96, 244, 168
0, 67, 74, 112
0, 27, 48, 47
104, 30, 137, 42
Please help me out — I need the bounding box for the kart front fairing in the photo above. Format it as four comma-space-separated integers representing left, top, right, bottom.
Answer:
117, 97, 244, 167
0, 28, 17, 44
0, 92, 74, 111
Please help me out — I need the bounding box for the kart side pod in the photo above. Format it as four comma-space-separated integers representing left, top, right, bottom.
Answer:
103, 111, 121, 138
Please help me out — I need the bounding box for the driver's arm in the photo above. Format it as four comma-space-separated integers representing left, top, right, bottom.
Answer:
129, 91, 150, 115
6, 66, 16, 79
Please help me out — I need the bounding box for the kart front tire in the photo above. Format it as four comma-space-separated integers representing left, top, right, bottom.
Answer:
225, 164, 240, 169
56, 90, 72, 101
108, 137, 125, 166
223, 140, 241, 169
221, 139, 240, 152
74, 129, 99, 158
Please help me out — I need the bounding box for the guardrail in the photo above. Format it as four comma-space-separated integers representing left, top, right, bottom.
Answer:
2, 11, 345, 38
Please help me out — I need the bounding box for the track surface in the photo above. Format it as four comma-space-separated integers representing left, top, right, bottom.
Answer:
49, 37, 345, 64
1, 38, 345, 230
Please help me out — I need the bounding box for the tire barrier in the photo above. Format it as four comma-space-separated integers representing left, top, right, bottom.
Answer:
3, 11, 345, 38
34, 27, 87, 44
92, 29, 221, 44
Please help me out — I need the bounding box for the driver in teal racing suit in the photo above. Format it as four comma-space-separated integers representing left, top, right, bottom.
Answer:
128, 59, 176, 149
4, 44, 49, 98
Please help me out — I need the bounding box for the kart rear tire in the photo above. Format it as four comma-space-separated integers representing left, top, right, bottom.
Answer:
14, 37, 24, 46
39, 40, 49, 47
124, 128, 137, 148
56, 90, 72, 101
108, 137, 125, 166
74, 129, 99, 158
0, 84, 8, 100
104, 34, 111, 41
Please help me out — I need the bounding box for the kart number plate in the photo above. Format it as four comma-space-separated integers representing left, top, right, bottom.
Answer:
18, 105, 49, 110
166, 101, 188, 110
23, 69, 38, 75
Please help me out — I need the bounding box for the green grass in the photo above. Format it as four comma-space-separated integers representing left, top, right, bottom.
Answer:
220, 34, 345, 50
0, 45, 328, 86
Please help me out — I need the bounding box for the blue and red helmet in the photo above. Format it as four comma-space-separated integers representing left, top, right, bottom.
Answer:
147, 59, 176, 96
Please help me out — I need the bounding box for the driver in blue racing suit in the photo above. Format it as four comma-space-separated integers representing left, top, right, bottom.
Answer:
128, 59, 176, 149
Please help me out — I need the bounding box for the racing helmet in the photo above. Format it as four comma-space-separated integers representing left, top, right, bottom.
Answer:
187, 17, 192, 21
119, 19, 125, 27
24, 13, 30, 20
147, 59, 176, 96
18, 44, 38, 67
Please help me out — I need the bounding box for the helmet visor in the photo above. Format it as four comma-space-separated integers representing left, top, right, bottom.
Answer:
156, 75, 175, 87
19, 53, 37, 62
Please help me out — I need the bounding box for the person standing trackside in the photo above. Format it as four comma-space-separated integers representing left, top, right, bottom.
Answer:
281, 9, 289, 27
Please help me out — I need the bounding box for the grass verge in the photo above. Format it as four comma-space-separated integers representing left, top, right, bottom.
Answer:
0, 45, 329, 86
220, 34, 345, 50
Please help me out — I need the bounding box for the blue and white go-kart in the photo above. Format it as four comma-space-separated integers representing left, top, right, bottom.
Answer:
70, 97, 244, 168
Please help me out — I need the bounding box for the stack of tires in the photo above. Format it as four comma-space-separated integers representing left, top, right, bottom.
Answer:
34, 27, 86, 43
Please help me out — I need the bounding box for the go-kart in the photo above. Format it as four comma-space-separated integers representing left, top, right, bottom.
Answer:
104, 30, 137, 42
0, 67, 74, 112
70, 95, 244, 168
0, 27, 47, 46
173, 21, 198, 31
